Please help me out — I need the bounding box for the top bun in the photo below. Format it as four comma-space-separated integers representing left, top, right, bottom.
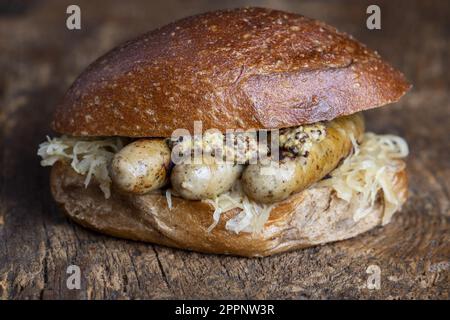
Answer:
52, 7, 410, 137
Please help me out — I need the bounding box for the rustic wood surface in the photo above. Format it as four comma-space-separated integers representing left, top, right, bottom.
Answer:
0, 0, 448, 299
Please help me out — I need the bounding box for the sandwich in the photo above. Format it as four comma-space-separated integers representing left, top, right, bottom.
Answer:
38, 7, 410, 257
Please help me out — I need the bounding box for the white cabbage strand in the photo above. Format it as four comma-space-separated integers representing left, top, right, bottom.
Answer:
37, 136, 124, 198
317, 132, 408, 224
204, 181, 274, 234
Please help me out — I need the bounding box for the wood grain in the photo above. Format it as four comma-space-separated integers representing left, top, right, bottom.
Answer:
0, 0, 448, 299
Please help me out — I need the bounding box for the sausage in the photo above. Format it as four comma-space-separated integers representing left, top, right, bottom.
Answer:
241, 113, 365, 203
111, 139, 171, 194
171, 156, 243, 200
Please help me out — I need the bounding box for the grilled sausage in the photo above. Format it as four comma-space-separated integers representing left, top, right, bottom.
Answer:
241, 113, 365, 203
171, 156, 243, 200
111, 139, 171, 194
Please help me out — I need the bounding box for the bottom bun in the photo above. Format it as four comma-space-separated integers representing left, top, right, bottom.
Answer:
50, 162, 408, 257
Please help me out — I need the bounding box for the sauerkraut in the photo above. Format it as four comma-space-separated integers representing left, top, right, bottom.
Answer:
317, 132, 408, 225
204, 182, 275, 234
165, 189, 173, 210
38, 136, 124, 198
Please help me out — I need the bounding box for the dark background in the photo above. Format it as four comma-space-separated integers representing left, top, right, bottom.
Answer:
0, 0, 448, 299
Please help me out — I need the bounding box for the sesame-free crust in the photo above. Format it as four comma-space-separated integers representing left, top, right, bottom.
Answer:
52, 7, 410, 137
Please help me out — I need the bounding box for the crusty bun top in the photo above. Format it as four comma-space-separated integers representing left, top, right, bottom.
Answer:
53, 7, 410, 137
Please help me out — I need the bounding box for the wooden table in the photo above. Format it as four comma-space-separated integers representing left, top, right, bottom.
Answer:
0, 0, 448, 299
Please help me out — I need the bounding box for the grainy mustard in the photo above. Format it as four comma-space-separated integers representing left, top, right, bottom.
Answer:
170, 123, 326, 163
170, 131, 265, 163
279, 123, 326, 158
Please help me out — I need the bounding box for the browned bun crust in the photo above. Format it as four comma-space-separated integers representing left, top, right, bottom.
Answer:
50, 162, 408, 257
52, 7, 410, 137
